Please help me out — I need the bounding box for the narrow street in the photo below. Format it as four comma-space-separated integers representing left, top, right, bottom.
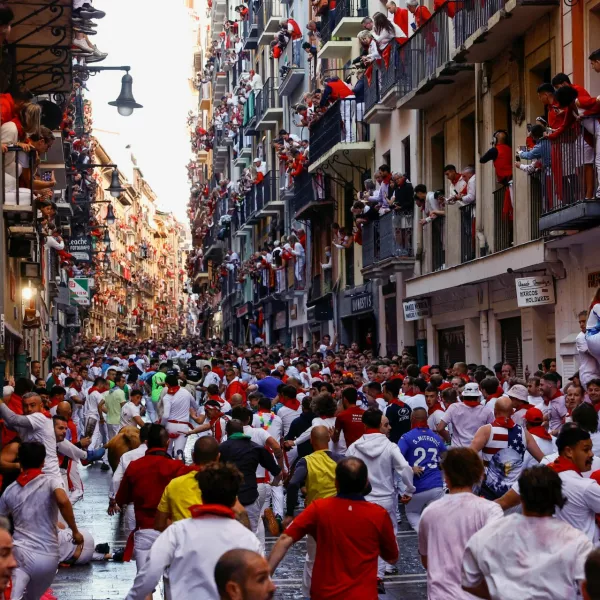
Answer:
53, 443, 427, 599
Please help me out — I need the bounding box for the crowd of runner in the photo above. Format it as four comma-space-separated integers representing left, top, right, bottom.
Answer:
1, 331, 600, 599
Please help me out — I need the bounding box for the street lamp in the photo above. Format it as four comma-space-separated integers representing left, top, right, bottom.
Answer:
105, 204, 116, 225
103, 229, 111, 245
79, 66, 143, 117
106, 168, 126, 197
104, 244, 113, 255
140, 241, 149, 260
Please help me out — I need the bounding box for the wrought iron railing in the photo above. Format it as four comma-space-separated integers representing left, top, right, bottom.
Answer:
431, 216, 445, 271
361, 210, 413, 267
493, 185, 512, 252
242, 1, 259, 41
320, 0, 369, 44
460, 203, 476, 263
243, 90, 256, 126
530, 175, 542, 240
309, 99, 370, 164
256, 77, 280, 123
454, 0, 506, 49
257, 0, 282, 35
2, 147, 35, 211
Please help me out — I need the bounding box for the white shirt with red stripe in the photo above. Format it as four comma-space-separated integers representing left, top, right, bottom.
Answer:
161, 388, 194, 425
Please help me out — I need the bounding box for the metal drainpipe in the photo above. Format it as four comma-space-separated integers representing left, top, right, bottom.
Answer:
475, 63, 487, 254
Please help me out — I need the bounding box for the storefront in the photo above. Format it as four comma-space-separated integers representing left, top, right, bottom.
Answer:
307, 296, 333, 350
339, 286, 377, 354
235, 302, 252, 345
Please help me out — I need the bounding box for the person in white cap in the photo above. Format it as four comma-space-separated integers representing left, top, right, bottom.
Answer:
470, 396, 545, 500
506, 384, 532, 426
437, 383, 493, 447
253, 157, 266, 184
2, 386, 13, 402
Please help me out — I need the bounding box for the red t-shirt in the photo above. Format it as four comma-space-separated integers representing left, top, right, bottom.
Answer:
285, 496, 398, 599
334, 406, 365, 447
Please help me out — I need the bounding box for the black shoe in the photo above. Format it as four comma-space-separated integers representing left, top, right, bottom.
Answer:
80, 3, 106, 18
377, 579, 386, 595
100, 463, 110, 471
176, 449, 186, 464
112, 548, 125, 562
95, 543, 110, 554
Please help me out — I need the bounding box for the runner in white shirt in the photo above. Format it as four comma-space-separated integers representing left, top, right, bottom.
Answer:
160, 375, 195, 459
276, 385, 303, 437
0, 441, 83, 599
462, 466, 593, 600
84, 378, 109, 454
437, 383, 493, 447
0, 392, 62, 479
419, 447, 503, 600
424, 386, 446, 432
291, 393, 346, 453
124, 462, 261, 600
498, 424, 600, 542
120, 391, 145, 429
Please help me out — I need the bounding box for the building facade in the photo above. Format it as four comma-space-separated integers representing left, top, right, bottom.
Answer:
188, 0, 597, 378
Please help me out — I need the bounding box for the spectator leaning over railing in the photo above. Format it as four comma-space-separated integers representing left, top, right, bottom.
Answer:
406, 0, 432, 32
414, 185, 445, 227
372, 12, 405, 53
447, 166, 476, 207
480, 129, 514, 221
386, 1, 409, 39
319, 77, 356, 143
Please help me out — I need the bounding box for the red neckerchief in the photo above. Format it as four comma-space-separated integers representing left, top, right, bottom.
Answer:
403, 390, 416, 397
280, 396, 300, 411
210, 413, 226, 441
387, 397, 406, 408
528, 424, 552, 441
549, 456, 582, 476
189, 503, 236, 519
486, 389, 504, 403
411, 421, 429, 430
167, 386, 180, 395
543, 390, 563, 406
70, 383, 81, 391
428, 402, 444, 416
592, 401, 600, 413
16, 468, 43, 487
88, 386, 99, 395
365, 428, 381, 434
462, 399, 481, 407
459, 374, 470, 384
492, 417, 515, 429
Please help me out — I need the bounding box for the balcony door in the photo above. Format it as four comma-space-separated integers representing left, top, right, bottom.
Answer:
438, 326, 465, 372
501, 317, 523, 378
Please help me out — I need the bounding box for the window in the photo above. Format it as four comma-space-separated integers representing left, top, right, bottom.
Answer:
501, 317, 523, 378
402, 136, 411, 181
438, 326, 465, 371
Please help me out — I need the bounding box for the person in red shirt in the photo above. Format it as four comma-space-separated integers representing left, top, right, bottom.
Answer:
268, 457, 398, 599
385, 1, 408, 37
406, 0, 431, 29
114, 424, 186, 571
332, 387, 365, 448
434, 0, 455, 18
225, 367, 247, 404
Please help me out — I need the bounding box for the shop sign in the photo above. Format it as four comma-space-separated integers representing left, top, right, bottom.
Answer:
403, 298, 430, 321
515, 277, 555, 307
68, 235, 92, 262
589, 272, 600, 288
351, 292, 373, 315
69, 278, 90, 306
236, 303, 249, 318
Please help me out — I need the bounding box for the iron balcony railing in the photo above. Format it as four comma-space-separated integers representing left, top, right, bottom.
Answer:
454, 0, 506, 49
460, 203, 476, 263
530, 175, 542, 240
257, 0, 282, 36
320, 0, 369, 44
255, 77, 280, 124
2, 147, 35, 212
243, 90, 257, 127
291, 170, 331, 216
493, 185, 513, 252
361, 210, 413, 268
242, 1, 259, 43
309, 99, 370, 165
431, 216, 445, 271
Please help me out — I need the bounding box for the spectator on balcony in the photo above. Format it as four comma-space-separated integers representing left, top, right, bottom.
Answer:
433, 0, 456, 18
372, 12, 405, 57
516, 124, 550, 175
352, 200, 378, 229
386, 2, 409, 38
249, 69, 262, 92
306, 20, 321, 40
0, 88, 32, 139
443, 164, 466, 197
406, 0, 432, 31
320, 77, 356, 143
288, 234, 305, 286
480, 130, 514, 221
415, 185, 445, 227
302, 42, 317, 62
448, 166, 476, 207
252, 158, 266, 184
355, 30, 380, 67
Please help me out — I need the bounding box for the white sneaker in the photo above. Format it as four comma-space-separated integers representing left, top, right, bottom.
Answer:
72, 37, 94, 53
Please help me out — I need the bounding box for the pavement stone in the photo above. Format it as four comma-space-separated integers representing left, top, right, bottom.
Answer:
54, 447, 427, 599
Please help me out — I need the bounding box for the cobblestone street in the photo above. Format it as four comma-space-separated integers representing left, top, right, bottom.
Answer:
53, 451, 427, 599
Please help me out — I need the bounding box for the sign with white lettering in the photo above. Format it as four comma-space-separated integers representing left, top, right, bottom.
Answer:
351, 292, 373, 314
403, 298, 430, 321
68, 235, 92, 262
515, 277, 555, 307
69, 278, 90, 306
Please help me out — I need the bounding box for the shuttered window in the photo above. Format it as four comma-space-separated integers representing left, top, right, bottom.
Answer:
501, 317, 523, 378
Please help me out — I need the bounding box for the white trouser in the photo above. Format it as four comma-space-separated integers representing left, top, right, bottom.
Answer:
404, 487, 445, 532
134, 529, 160, 572
245, 484, 267, 553
367, 495, 398, 578
124, 504, 136, 535
341, 99, 355, 143
302, 534, 317, 598
166, 422, 189, 459
270, 484, 284, 518
11, 546, 58, 600
145, 399, 158, 423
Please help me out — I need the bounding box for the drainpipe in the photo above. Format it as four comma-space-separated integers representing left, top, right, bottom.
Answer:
414, 109, 425, 276
475, 63, 487, 254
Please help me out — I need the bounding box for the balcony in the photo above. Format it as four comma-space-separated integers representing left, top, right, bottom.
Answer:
222, 267, 239, 299
242, 2, 259, 50
453, 0, 561, 65
214, 0, 227, 17
3, 148, 36, 237
319, 0, 368, 60
257, 0, 283, 47
308, 99, 372, 172
431, 217, 445, 271
493, 185, 513, 252
291, 171, 333, 220
361, 211, 414, 274
279, 40, 305, 97
255, 172, 284, 218
199, 82, 211, 111
539, 121, 600, 232
243, 91, 259, 134
234, 126, 253, 168
255, 78, 283, 131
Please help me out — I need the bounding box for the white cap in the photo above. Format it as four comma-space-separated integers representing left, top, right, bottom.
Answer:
462, 382, 481, 398
406, 0, 419, 5
253, 158, 261, 163
3, 386, 14, 397
318, 344, 328, 354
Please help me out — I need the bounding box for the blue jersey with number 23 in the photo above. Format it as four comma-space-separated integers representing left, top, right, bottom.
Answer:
398, 427, 446, 494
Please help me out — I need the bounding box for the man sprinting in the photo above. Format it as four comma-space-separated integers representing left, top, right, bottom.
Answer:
160, 374, 195, 460
0, 442, 82, 599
